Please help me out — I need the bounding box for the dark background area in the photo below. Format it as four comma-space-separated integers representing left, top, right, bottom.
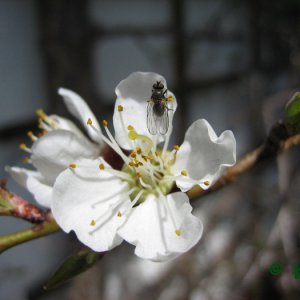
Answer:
0, 0, 300, 299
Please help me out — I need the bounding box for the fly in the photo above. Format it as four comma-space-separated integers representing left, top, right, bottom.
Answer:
147, 81, 171, 135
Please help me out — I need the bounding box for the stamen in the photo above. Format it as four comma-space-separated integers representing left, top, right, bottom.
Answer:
19, 143, 31, 154
173, 144, 180, 151
157, 188, 181, 237
181, 170, 188, 176
167, 96, 174, 102
204, 180, 210, 186
27, 131, 38, 141
102, 120, 108, 127
87, 119, 129, 164
116, 190, 144, 218
98, 162, 134, 182
175, 229, 181, 236
118, 105, 123, 112
127, 125, 134, 131
22, 157, 31, 164
69, 164, 77, 169
90, 219, 96, 226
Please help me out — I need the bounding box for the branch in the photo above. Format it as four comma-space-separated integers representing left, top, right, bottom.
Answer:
187, 127, 300, 200
0, 212, 60, 254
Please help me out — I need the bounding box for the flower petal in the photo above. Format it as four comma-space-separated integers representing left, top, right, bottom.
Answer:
58, 88, 102, 144
113, 72, 177, 150
173, 119, 236, 192
118, 192, 203, 261
5, 166, 52, 208
51, 158, 131, 252
48, 114, 87, 140
31, 130, 99, 183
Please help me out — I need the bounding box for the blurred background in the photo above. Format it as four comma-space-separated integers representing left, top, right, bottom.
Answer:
1, 0, 300, 299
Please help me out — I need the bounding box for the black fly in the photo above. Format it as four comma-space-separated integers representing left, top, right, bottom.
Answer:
147, 81, 171, 135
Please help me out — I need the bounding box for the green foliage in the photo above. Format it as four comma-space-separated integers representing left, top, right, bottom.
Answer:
44, 247, 103, 290
285, 92, 300, 131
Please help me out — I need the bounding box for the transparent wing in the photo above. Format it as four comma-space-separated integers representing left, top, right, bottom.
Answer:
147, 101, 157, 135
156, 108, 169, 135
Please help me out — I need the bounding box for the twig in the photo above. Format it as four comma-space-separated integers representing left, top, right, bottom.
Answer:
0, 212, 60, 254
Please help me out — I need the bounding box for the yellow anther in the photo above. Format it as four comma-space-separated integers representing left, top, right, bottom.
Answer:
129, 162, 135, 167
90, 219, 96, 226
117, 211, 122, 217
87, 118, 93, 125
167, 96, 174, 102
181, 170, 188, 176
136, 172, 142, 178
69, 164, 77, 169
142, 155, 148, 161
128, 130, 138, 140
27, 131, 33, 137
127, 125, 134, 131
175, 229, 181, 236
102, 120, 108, 127
36, 109, 47, 120
99, 163, 105, 170
118, 105, 123, 112
134, 162, 139, 167
136, 147, 142, 154
138, 162, 143, 166
19, 143, 27, 150
22, 157, 30, 164
130, 151, 136, 158
173, 144, 180, 151
204, 180, 210, 186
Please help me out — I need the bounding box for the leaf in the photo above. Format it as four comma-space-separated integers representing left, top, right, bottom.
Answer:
44, 247, 104, 290
285, 92, 300, 130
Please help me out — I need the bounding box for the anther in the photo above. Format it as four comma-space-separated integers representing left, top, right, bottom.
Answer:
90, 219, 96, 226
181, 170, 188, 176
118, 105, 123, 112
175, 229, 181, 236
204, 180, 210, 186
127, 125, 134, 131
22, 157, 30, 164
136, 172, 142, 178
117, 211, 122, 217
102, 120, 108, 127
130, 151, 136, 158
36, 109, 47, 120
173, 144, 180, 151
99, 163, 105, 170
128, 130, 138, 140
87, 118, 92, 125
167, 96, 174, 102
19, 143, 27, 150
136, 147, 142, 154
69, 164, 77, 169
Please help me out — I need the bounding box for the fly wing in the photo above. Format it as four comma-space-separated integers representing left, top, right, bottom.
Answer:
147, 101, 157, 135
156, 108, 169, 135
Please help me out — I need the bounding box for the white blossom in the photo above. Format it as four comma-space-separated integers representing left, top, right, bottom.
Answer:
51, 72, 236, 261
6, 89, 102, 208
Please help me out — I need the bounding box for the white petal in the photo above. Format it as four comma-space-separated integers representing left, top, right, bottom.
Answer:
49, 114, 87, 139
118, 192, 203, 262
173, 119, 236, 192
113, 72, 177, 150
51, 158, 131, 252
31, 130, 99, 182
58, 88, 102, 144
5, 166, 52, 208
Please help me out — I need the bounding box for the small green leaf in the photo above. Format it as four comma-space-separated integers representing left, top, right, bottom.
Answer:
44, 247, 104, 290
285, 92, 300, 130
